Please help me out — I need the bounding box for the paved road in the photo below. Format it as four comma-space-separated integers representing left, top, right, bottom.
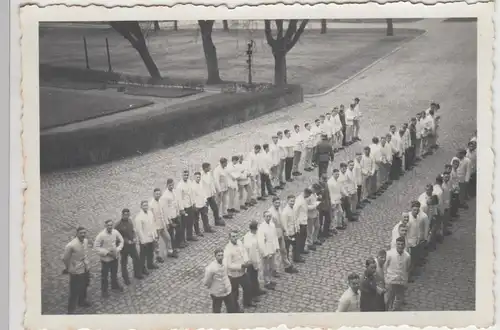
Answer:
40, 19, 476, 314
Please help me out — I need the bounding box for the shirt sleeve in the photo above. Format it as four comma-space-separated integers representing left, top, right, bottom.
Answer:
465, 160, 471, 182
62, 244, 72, 270
115, 230, 124, 252
203, 266, 213, 288
134, 215, 146, 244
336, 294, 350, 312
93, 233, 109, 257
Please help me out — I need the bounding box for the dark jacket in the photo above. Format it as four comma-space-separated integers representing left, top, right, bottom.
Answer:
317, 181, 332, 211
360, 273, 382, 311
338, 112, 346, 127
315, 140, 334, 164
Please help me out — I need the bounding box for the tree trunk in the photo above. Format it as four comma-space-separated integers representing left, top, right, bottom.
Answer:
173, 21, 178, 31
153, 21, 160, 31
273, 51, 287, 87
223, 20, 229, 31
199, 21, 222, 84
386, 19, 394, 36
133, 39, 162, 80
320, 19, 327, 34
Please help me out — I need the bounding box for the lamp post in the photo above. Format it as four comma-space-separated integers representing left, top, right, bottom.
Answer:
246, 39, 255, 86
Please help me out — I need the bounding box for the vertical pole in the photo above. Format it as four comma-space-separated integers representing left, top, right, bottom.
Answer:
247, 40, 253, 85
105, 38, 112, 72
83, 36, 90, 69
174, 20, 178, 31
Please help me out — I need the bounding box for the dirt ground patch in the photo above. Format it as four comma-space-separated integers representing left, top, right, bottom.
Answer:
40, 26, 424, 94
40, 88, 154, 129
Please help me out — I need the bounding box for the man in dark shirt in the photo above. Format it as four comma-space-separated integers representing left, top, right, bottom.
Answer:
338, 105, 347, 146
409, 118, 417, 167
314, 134, 334, 179
317, 174, 337, 238
115, 208, 143, 285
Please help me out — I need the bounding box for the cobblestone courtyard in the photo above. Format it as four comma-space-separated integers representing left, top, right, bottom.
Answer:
40, 19, 477, 314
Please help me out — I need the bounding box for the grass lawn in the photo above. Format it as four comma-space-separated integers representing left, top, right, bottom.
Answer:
123, 85, 202, 98
40, 26, 424, 94
40, 88, 154, 129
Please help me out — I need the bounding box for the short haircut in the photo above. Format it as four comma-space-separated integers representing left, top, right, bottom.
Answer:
347, 272, 360, 281
435, 175, 443, 184
294, 124, 300, 129
304, 123, 310, 127
355, 152, 362, 156
332, 169, 339, 173
122, 208, 130, 214
214, 248, 223, 255
105, 219, 113, 225
263, 143, 269, 149
183, 169, 189, 174
304, 188, 312, 195
444, 164, 452, 169
194, 171, 201, 176
411, 200, 421, 208
167, 178, 174, 184
231, 155, 239, 162
365, 257, 376, 267
347, 160, 354, 164
377, 249, 387, 257
340, 162, 347, 168
284, 129, 290, 134
202, 162, 210, 170
372, 137, 379, 144
364, 146, 371, 151
140, 200, 148, 206
272, 196, 280, 202
254, 144, 261, 150
76, 226, 86, 232
154, 188, 161, 193
277, 131, 283, 135
220, 157, 227, 164
249, 221, 258, 231
396, 236, 406, 245
287, 195, 295, 200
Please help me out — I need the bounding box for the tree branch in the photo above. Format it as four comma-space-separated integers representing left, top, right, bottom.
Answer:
283, 20, 298, 43
276, 19, 284, 40
264, 20, 277, 48
286, 19, 309, 52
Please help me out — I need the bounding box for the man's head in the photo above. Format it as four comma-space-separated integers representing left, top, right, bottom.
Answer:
105, 219, 114, 233
182, 170, 189, 182
214, 248, 224, 264
249, 220, 259, 233
435, 175, 444, 186
402, 212, 410, 226
263, 143, 270, 152
121, 208, 130, 220
365, 257, 377, 276
355, 152, 362, 162
340, 162, 347, 173
272, 135, 279, 144
304, 188, 312, 198
332, 168, 340, 179
263, 211, 272, 224
287, 195, 296, 208
254, 144, 262, 154
377, 249, 387, 266
411, 200, 421, 216
390, 125, 396, 134
348, 160, 355, 171
443, 172, 450, 183
294, 124, 300, 133
229, 230, 239, 245
468, 141, 477, 151
347, 272, 361, 293
153, 187, 161, 200
315, 119, 321, 127
321, 172, 329, 183
364, 146, 371, 156
425, 183, 434, 196
220, 157, 228, 169
167, 178, 175, 191
452, 158, 460, 169
284, 129, 291, 138
372, 137, 379, 145
277, 131, 283, 139
305, 123, 311, 131
398, 224, 408, 238
272, 196, 281, 209
444, 164, 452, 174
380, 136, 386, 146
326, 113, 332, 119
76, 226, 87, 241
194, 171, 202, 183
354, 97, 360, 104
140, 200, 148, 212
396, 236, 406, 253
456, 149, 466, 159
202, 162, 211, 173
231, 155, 239, 164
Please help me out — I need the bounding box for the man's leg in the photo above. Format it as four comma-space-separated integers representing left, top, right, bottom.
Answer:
371, 171, 378, 195
285, 157, 293, 180
312, 216, 321, 243
146, 242, 156, 269
192, 207, 201, 236
101, 261, 110, 295
120, 246, 131, 284
200, 206, 212, 232
211, 294, 223, 313
306, 217, 315, 248
110, 258, 121, 290
229, 276, 241, 312
278, 159, 286, 185
264, 173, 274, 195
350, 193, 357, 214
458, 182, 468, 207
223, 293, 237, 313
292, 150, 301, 174
207, 196, 220, 224
393, 284, 405, 311
67, 274, 81, 314
128, 243, 142, 278
278, 236, 292, 270
357, 185, 362, 205
139, 244, 148, 273
239, 274, 253, 307
341, 197, 352, 221
385, 284, 396, 311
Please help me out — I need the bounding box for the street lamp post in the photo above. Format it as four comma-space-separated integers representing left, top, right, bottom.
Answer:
246, 40, 254, 86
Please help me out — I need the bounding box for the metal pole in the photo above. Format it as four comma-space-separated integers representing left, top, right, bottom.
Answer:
83, 36, 90, 69
246, 40, 253, 85
105, 38, 112, 72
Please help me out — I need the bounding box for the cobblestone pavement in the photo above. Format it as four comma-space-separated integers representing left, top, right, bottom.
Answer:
40, 19, 477, 314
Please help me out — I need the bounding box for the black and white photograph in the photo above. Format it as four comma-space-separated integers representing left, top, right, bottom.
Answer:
18, 2, 494, 329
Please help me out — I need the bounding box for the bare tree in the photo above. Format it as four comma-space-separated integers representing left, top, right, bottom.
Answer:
386, 19, 394, 36
321, 19, 327, 34
222, 20, 229, 31
264, 19, 309, 87
110, 21, 162, 80
198, 20, 223, 84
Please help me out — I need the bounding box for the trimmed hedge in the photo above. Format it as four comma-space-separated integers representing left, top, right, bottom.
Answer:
40, 84, 304, 171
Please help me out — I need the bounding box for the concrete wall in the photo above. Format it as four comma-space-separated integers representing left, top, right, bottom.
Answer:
40, 85, 304, 171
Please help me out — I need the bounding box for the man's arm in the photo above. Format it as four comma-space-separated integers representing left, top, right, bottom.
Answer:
115, 230, 124, 252
93, 232, 109, 257
336, 295, 350, 312
203, 266, 213, 288
62, 244, 72, 271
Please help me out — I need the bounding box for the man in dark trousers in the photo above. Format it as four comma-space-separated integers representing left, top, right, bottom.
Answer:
315, 134, 335, 179
338, 105, 348, 147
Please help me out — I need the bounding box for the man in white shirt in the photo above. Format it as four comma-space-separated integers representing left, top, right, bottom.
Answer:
202, 162, 224, 227
243, 221, 266, 300
415, 112, 423, 160
453, 151, 471, 209
409, 200, 428, 272
294, 189, 310, 255
224, 230, 254, 311
353, 153, 363, 208
390, 222, 408, 251
466, 141, 477, 198
268, 197, 298, 274
160, 178, 184, 249
331, 110, 343, 151
150, 188, 176, 263
94, 219, 124, 297
328, 169, 347, 230
192, 172, 214, 236
269, 136, 281, 189
346, 160, 359, 213
369, 137, 382, 194
339, 163, 354, 221
345, 104, 356, 145
63, 226, 91, 314
384, 237, 411, 311
336, 273, 361, 312
213, 157, 231, 221
115, 209, 143, 284
303, 123, 316, 172
134, 200, 158, 274
360, 146, 376, 201
282, 195, 303, 263
352, 97, 362, 141
237, 154, 253, 210
276, 131, 287, 188
203, 248, 236, 313
226, 155, 243, 214
324, 113, 335, 146
177, 170, 197, 242
379, 136, 393, 189
247, 145, 262, 201
283, 129, 295, 182
433, 175, 445, 242
260, 144, 276, 198
389, 126, 402, 180
418, 184, 439, 251
258, 211, 280, 289
420, 111, 434, 156
441, 172, 453, 236
291, 124, 304, 176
